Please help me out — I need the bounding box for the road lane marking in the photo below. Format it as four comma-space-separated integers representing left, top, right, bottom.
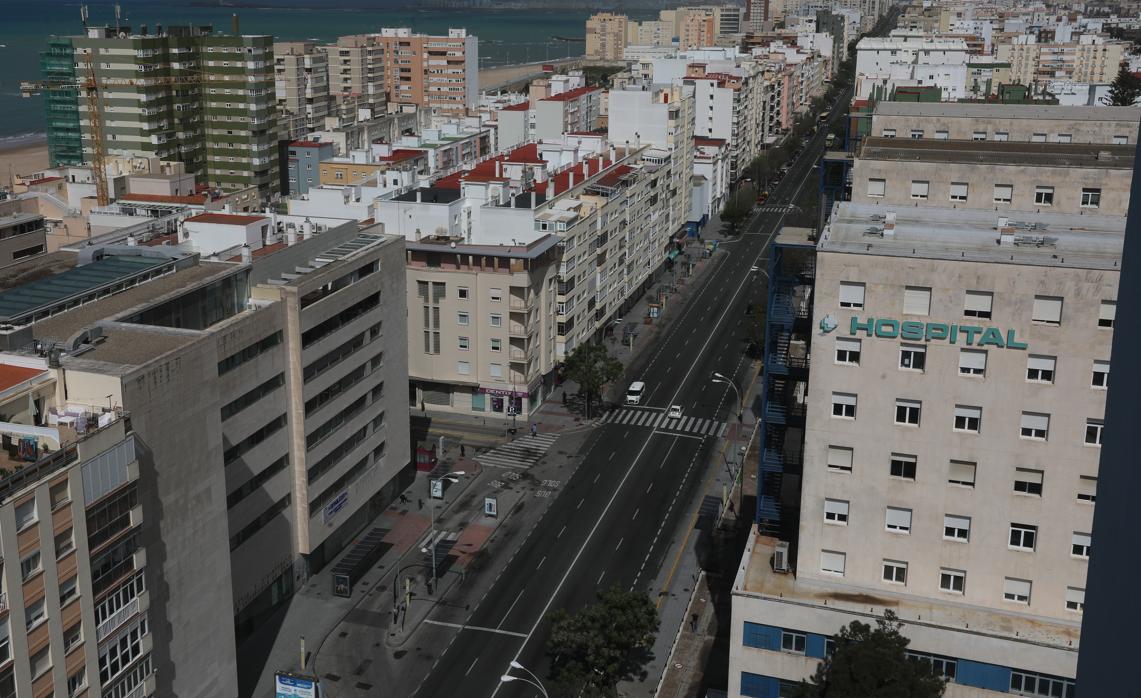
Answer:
593, 473, 600, 484
609, 452, 615, 461
616, 537, 624, 550
536, 556, 546, 569
646, 482, 654, 494
424, 620, 527, 638
633, 508, 639, 520
558, 525, 566, 539
466, 658, 480, 676
597, 570, 606, 585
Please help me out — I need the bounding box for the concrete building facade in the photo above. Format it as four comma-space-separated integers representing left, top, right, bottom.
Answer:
274, 41, 332, 139
997, 39, 1126, 88
867, 102, 1141, 145
287, 140, 335, 195
854, 36, 969, 101
586, 13, 630, 61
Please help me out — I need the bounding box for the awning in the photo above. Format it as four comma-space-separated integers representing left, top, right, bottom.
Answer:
667, 250, 680, 261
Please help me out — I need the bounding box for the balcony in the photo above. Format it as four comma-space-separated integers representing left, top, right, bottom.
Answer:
509, 294, 534, 311
508, 322, 533, 339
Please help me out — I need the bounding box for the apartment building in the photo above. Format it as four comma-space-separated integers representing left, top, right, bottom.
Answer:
286, 140, 335, 195
851, 137, 1133, 216
684, 65, 767, 179
41, 38, 83, 167
324, 29, 478, 116
732, 200, 1120, 696
997, 38, 1125, 87
274, 41, 332, 139
586, 13, 629, 61
854, 36, 969, 101
533, 87, 603, 140
48, 27, 279, 196
0, 383, 153, 698
867, 102, 1141, 145
691, 136, 731, 227
679, 10, 718, 50
0, 215, 410, 693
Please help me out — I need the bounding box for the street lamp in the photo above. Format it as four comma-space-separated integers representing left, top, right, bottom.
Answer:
500, 660, 550, 697
711, 372, 743, 422
423, 471, 466, 593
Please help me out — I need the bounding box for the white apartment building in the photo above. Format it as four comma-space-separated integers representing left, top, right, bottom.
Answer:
731, 201, 1119, 697
997, 36, 1125, 87
692, 137, 731, 227
854, 37, 969, 101
533, 87, 603, 141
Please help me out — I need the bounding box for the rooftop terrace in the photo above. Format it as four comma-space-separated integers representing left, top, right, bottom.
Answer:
859, 136, 1135, 169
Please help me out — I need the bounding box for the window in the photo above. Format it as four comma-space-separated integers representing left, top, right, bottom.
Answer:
944, 514, 970, 541
899, 344, 926, 371
50, 480, 70, 510
1011, 670, 1074, 697
1114, 135, 1128, 145
940, 568, 965, 593
903, 286, 930, 315
910, 129, 923, 138
838, 282, 865, 309
835, 338, 861, 365
867, 178, 886, 197
63, 623, 82, 653
1031, 132, 1046, 143
895, 399, 920, 426
1009, 523, 1038, 551
949, 182, 968, 202
907, 651, 957, 679
1066, 587, 1085, 612
55, 528, 74, 558
1072, 532, 1091, 558
457, 311, 470, 326
60, 575, 78, 606
1034, 186, 1054, 206
820, 550, 846, 576
457, 286, 469, 300
1085, 419, 1104, 446
490, 288, 502, 302
993, 184, 1013, 203
1077, 475, 1097, 503
883, 559, 908, 584
30, 645, 51, 679
824, 498, 849, 524
827, 446, 853, 472
1099, 300, 1116, 328
781, 630, 807, 654
1014, 468, 1044, 496
490, 338, 502, 353
1081, 187, 1101, 208
831, 392, 856, 418
948, 460, 976, 487
1020, 412, 1049, 440
1032, 295, 1062, 324
910, 180, 929, 200
994, 131, 1008, 141
458, 336, 469, 351
25, 598, 45, 631
15, 498, 36, 530
972, 130, 986, 140
20, 551, 41, 581
935, 129, 949, 139
953, 405, 981, 433
890, 453, 916, 480
68, 667, 86, 697
489, 314, 502, 327
1056, 133, 1072, 143
958, 349, 986, 376
963, 290, 992, 319
489, 363, 503, 379
882, 128, 896, 138
1004, 577, 1032, 604
1026, 355, 1055, 383
1092, 360, 1109, 389
885, 507, 912, 533
456, 361, 470, 375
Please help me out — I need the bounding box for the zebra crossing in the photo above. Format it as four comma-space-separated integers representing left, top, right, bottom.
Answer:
601, 408, 727, 438
756, 204, 795, 213
474, 432, 560, 470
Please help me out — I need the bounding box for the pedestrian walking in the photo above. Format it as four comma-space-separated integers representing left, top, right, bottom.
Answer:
460, 444, 466, 458
530, 422, 538, 437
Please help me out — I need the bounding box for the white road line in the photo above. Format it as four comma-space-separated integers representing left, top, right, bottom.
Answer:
557, 525, 566, 539
616, 537, 624, 550
593, 473, 600, 484
718, 424, 727, 437
646, 482, 654, 494
654, 431, 705, 441
608, 452, 615, 461
423, 620, 528, 638
681, 417, 694, 431
597, 570, 606, 585
466, 658, 479, 676
536, 556, 546, 569
633, 508, 639, 520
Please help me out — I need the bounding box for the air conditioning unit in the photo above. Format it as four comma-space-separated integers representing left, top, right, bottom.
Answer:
773, 541, 791, 574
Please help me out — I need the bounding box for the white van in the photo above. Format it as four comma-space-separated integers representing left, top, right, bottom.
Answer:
626, 381, 646, 405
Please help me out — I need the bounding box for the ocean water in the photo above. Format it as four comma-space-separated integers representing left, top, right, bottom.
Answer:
0, 0, 639, 145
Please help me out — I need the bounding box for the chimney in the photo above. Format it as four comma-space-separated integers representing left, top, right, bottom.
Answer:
286, 227, 297, 246
416, 189, 422, 203
569, 172, 575, 189
882, 211, 896, 236
584, 159, 590, 177
126, 235, 137, 246
241, 245, 252, 264
550, 178, 557, 197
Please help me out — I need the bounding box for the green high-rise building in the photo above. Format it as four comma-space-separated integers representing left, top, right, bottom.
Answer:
40, 37, 82, 166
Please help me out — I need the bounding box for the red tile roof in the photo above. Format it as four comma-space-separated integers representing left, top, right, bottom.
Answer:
26, 177, 62, 186
434, 143, 546, 189
694, 137, 727, 147
499, 102, 530, 112
0, 365, 45, 393
290, 140, 329, 148
533, 155, 616, 196
593, 164, 633, 189
121, 193, 208, 205
185, 213, 267, 226
378, 148, 425, 163
542, 86, 600, 102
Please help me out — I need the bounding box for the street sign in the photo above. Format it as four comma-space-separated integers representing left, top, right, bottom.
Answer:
484, 496, 498, 518
430, 478, 444, 499
275, 672, 319, 698
333, 573, 351, 598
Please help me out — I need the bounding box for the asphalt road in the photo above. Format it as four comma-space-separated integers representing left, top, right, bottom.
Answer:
412, 100, 847, 698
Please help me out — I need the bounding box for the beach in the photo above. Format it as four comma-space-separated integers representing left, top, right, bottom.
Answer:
0, 141, 50, 180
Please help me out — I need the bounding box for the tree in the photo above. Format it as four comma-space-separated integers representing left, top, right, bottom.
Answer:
720, 184, 756, 232
792, 611, 947, 698
1103, 66, 1141, 106
546, 585, 660, 697
563, 341, 622, 419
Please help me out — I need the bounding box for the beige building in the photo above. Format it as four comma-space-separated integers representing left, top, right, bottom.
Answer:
679, 8, 719, 50
731, 200, 1121, 696
274, 41, 332, 139
322, 34, 387, 119
868, 102, 1141, 145
997, 39, 1125, 87
850, 137, 1134, 216
586, 13, 629, 60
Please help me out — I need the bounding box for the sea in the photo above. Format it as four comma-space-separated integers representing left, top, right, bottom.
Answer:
0, 0, 647, 148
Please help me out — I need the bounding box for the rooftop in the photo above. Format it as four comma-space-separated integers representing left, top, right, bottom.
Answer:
377, 149, 426, 164
859, 136, 1135, 169
185, 213, 268, 225
737, 531, 1080, 651
290, 141, 331, 148
407, 234, 560, 260
873, 101, 1141, 122
499, 102, 530, 112
542, 86, 601, 102
820, 201, 1124, 271
118, 193, 208, 205
0, 212, 46, 229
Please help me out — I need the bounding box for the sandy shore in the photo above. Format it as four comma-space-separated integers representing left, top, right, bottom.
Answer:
479, 56, 581, 91
0, 143, 50, 181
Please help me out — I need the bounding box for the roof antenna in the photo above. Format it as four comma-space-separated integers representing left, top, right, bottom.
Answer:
80, 4, 89, 30
115, 3, 122, 34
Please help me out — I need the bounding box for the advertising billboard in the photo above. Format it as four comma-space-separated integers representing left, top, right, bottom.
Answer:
275, 673, 319, 698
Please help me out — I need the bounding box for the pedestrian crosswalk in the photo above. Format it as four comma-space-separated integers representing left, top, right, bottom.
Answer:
475, 432, 559, 470
601, 408, 727, 438
756, 204, 795, 213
